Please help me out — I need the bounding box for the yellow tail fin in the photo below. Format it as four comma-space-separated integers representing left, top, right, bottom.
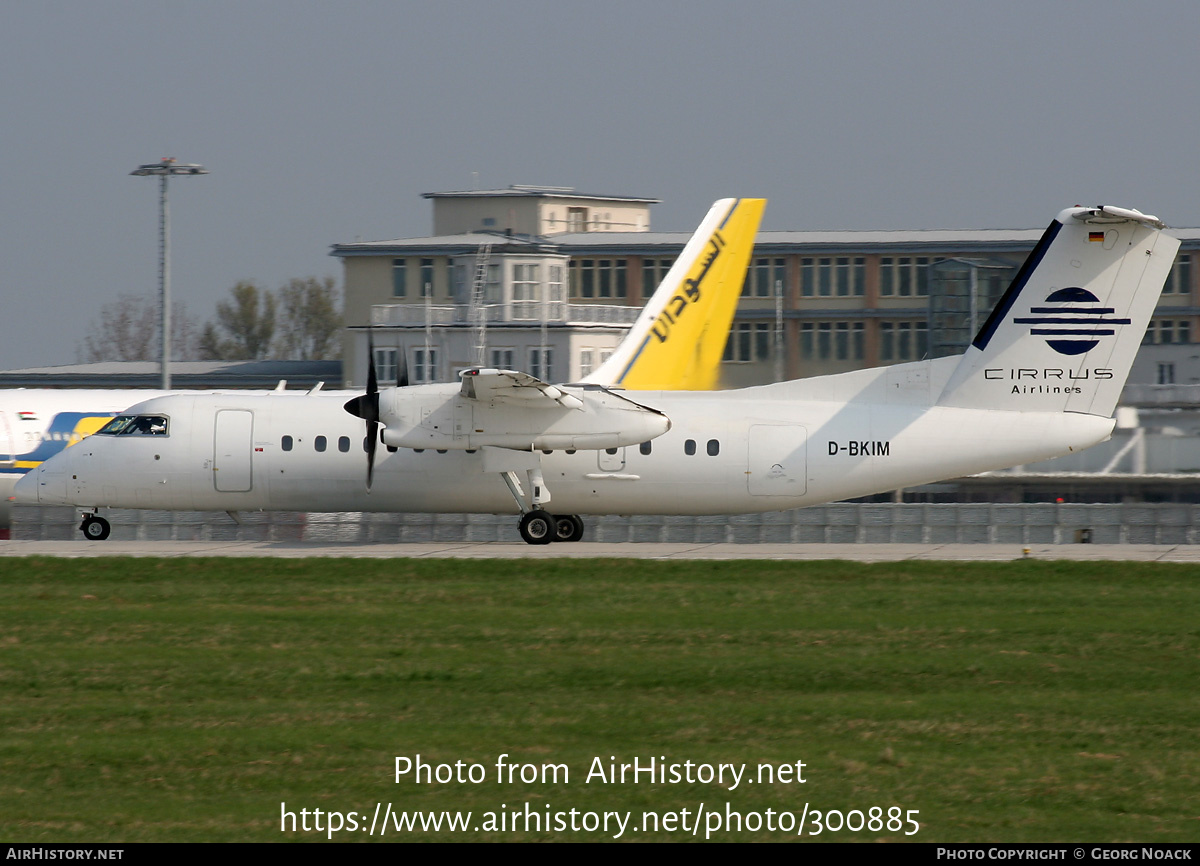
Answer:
585, 198, 766, 390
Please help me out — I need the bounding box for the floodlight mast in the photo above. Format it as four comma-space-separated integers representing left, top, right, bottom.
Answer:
130, 158, 209, 388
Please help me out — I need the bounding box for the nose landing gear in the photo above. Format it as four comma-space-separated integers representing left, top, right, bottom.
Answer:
80, 513, 111, 541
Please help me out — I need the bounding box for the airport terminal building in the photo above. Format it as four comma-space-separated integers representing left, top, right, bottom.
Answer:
333, 186, 1200, 393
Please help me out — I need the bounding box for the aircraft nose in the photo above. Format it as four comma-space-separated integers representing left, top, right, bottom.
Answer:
14, 462, 68, 505
13, 468, 41, 504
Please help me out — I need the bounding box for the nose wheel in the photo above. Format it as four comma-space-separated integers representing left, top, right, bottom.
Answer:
80, 514, 111, 541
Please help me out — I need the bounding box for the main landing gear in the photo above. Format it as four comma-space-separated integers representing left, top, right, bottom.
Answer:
486, 448, 586, 545
518, 510, 586, 545
80, 513, 111, 541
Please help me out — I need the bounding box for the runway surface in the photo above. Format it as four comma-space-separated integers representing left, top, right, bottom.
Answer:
3, 540, 1200, 561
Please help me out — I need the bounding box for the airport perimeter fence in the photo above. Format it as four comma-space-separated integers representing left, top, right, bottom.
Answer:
12, 502, 1200, 544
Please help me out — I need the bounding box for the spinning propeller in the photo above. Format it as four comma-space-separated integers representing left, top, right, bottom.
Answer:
343, 330, 407, 489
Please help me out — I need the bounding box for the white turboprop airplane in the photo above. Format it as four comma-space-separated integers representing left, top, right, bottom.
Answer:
17, 204, 1179, 545
12, 198, 765, 540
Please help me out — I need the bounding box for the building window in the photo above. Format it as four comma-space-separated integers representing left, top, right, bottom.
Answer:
482, 263, 501, 303
1158, 363, 1176, 385
489, 348, 515, 370
742, 257, 787, 298
1144, 319, 1192, 345
391, 259, 407, 298
1165, 254, 1192, 295
880, 257, 934, 297
642, 258, 676, 294
529, 346, 552, 381
548, 265, 564, 309
572, 259, 627, 299
723, 322, 773, 362
412, 347, 439, 383
512, 263, 541, 320
579, 349, 594, 378
420, 258, 434, 298
801, 257, 865, 297
801, 322, 867, 361
373, 347, 399, 384
879, 321, 929, 361
567, 207, 587, 232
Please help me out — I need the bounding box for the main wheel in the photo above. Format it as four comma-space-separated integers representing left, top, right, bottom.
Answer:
553, 514, 585, 542
81, 516, 111, 541
518, 510, 555, 545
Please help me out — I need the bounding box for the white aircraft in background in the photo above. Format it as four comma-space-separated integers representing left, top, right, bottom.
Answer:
0, 390, 169, 530
18, 204, 1178, 544
13, 198, 766, 540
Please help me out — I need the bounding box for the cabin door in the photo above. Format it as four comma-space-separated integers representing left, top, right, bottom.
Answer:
213, 410, 254, 492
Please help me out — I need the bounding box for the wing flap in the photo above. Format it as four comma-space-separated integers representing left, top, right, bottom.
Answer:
459, 368, 584, 409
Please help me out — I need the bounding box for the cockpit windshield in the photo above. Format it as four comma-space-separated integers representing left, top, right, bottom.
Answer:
96, 414, 169, 436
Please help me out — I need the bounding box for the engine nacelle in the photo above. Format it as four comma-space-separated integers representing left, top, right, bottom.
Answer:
377, 383, 670, 451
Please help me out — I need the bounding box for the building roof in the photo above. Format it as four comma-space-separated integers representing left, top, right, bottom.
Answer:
0, 360, 342, 389
330, 232, 562, 257
331, 226, 1200, 259
422, 184, 660, 204
551, 228, 1053, 255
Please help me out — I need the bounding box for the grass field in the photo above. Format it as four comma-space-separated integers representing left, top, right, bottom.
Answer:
0, 557, 1197, 842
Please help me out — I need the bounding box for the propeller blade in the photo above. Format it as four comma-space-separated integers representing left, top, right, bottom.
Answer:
341, 328, 383, 490
366, 420, 378, 490
367, 331, 379, 396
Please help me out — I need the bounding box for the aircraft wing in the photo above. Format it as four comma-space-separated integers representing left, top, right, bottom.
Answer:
459, 368, 584, 410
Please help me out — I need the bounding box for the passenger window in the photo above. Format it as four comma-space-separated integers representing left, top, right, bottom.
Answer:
685, 439, 696, 456
639, 441, 652, 456
707, 439, 720, 456
315, 435, 327, 452
282, 435, 293, 452
338, 436, 350, 453
386, 445, 398, 453
605, 447, 618, 455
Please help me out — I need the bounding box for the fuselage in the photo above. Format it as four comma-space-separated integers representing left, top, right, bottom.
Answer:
18, 371, 1115, 517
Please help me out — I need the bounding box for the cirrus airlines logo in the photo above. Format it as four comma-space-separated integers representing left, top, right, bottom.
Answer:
1013, 287, 1131, 356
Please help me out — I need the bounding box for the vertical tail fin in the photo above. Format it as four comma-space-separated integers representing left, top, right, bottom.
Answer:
937, 205, 1179, 417
585, 197, 766, 390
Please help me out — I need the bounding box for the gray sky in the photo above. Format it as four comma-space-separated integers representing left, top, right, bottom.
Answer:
2, 0, 1198, 370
